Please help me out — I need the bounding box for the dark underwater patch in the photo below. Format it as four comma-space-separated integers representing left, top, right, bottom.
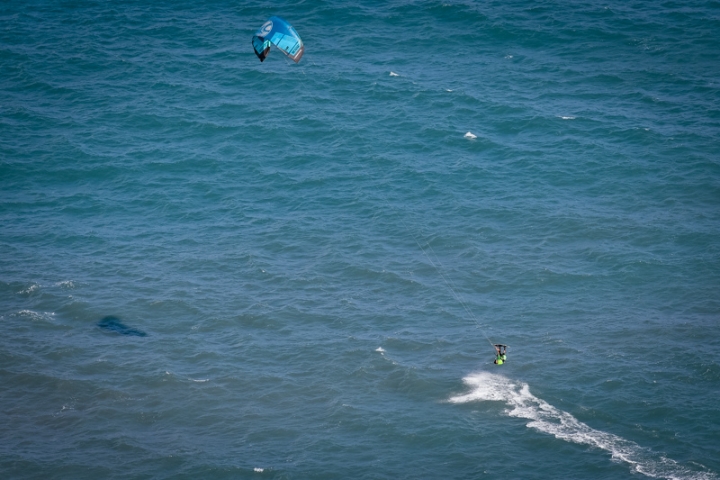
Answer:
97, 316, 147, 337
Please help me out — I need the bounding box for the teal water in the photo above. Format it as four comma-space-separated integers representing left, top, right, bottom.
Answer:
1, 1, 719, 478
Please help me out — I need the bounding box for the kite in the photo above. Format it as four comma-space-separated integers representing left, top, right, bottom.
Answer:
252, 16, 304, 63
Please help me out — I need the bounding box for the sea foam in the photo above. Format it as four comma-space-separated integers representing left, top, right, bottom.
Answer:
449, 372, 717, 480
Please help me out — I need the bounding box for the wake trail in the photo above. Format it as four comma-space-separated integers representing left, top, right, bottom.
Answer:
448, 372, 716, 480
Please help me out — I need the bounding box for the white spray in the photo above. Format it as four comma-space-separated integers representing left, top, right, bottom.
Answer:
449, 372, 716, 480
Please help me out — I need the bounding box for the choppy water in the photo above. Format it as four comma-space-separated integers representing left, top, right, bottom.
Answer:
1, 1, 719, 478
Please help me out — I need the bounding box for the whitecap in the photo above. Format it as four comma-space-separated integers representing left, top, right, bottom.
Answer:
16, 310, 54, 322
389, 71, 399, 77
464, 132, 477, 139
558, 116, 576, 120
254, 467, 264, 473
189, 378, 209, 383
376, 347, 385, 353
19, 284, 40, 294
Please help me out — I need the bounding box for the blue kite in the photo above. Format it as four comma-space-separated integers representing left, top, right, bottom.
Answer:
252, 16, 304, 63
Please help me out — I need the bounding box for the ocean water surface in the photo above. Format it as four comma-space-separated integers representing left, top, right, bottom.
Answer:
1, 1, 719, 478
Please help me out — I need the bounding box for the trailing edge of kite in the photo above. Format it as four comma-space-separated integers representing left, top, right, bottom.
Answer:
252, 16, 304, 63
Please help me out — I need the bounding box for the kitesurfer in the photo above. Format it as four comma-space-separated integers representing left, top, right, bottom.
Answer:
493, 344, 507, 365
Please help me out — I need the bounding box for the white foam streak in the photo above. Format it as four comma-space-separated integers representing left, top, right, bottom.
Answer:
449, 372, 716, 480
15, 309, 55, 322
19, 283, 40, 294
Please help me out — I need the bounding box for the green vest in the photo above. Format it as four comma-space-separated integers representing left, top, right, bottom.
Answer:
501, 354, 507, 361
495, 355, 504, 365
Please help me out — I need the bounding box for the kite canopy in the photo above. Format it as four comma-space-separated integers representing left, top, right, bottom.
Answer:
252, 16, 304, 63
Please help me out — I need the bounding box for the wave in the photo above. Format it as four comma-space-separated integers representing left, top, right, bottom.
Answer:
14, 309, 55, 322
448, 372, 716, 480
18, 283, 40, 294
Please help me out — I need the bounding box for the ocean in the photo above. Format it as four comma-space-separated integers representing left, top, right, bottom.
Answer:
1, 1, 719, 478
